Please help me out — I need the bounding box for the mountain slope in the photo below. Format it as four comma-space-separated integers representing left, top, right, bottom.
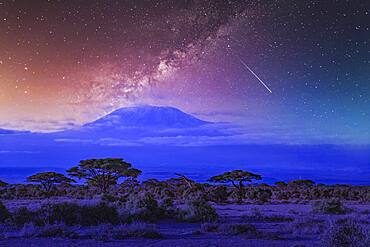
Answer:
84, 105, 211, 129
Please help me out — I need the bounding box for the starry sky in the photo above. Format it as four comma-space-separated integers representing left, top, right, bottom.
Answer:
0, 0, 369, 143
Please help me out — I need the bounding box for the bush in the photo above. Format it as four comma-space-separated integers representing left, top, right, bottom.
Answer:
242, 208, 294, 223
207, 186, 229, 203
17, 223, 70, 238
321, 218, 368, 247
179, 198, 218, 222
81, 223, 162, 240
285, 218, 326, 236
219, 223, 258, 237
37, 224, 69, 238
313, 199, 347, 214
43, 202, 120, 226
201, 222, 219, 232
12, 202, 120, 226
101, 193, 120, 202
12, 207, 38, 226
123, 193, 164, 222
42, 203, 81, 226
82, 203, 119, 226
250, 188, 272, 203
0, 201, 10, 223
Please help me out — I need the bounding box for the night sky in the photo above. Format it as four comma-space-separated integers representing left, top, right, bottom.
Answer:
0, 0, 369, 143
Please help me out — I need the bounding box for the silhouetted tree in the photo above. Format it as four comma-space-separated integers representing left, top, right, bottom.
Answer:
208, 170, 262, 202
27, 172, 75, 196
288, 179, 315, 188
67, 158, 141, 193
274, 181, 287, 187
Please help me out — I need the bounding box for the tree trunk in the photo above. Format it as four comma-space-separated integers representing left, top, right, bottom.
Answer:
231, 181, 244, 203
237, 181, 245, 203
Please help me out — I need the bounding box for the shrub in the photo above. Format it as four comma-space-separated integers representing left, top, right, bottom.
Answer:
101, 193, 120, 202
82, 202, 119, 226
18, 223, 42, 238
123, 193, 164, 222
250, 188, 272, 203
201, 222, 219, 232
321, 218, 368, 247
36, 224, 71, 238
312, 199, 347, 214
79, 224, 112, 241
219, 223, 258, 237
82, 223, 162, 240
42, 202, 120, 226
285, 218, 326, 236
159, 196, 174, 209
12, 202, 120, 226
0, 201, 10, 223
41, 203, 81, 226
179, 198, 218, 222
12, 207, 38, 226
207, 186, 229, 203
17, 223, 69, 238
242, 208, 294, 223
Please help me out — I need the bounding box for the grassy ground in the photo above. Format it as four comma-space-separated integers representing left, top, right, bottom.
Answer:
0, 201, 369, 247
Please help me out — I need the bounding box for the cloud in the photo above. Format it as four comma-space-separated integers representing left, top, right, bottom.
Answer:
54, 138, 93, 144
51, 119, 367, 146
0, 119, 79, 133
0, 150, 39, 154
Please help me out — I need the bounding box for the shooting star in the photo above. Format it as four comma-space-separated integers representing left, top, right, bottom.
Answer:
236, 55, 273, 94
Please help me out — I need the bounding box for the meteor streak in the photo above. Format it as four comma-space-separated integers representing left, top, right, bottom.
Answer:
236, 56, 272, 94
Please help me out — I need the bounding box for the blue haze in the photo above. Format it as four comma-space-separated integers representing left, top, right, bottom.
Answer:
0, 106, 369, 184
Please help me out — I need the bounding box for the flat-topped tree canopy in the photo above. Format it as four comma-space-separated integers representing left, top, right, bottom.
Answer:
208, 170, 262, 184
208, 169, 262, 202
288, 179, 315, 187
27, 172, 75, 184
26, 172, 75, 195
67, 158, 141, 193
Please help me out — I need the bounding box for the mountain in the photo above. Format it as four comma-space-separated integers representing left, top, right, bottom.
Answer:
84, 105, 211, 129
50, 105, 224, 145
0, 105, 224, 147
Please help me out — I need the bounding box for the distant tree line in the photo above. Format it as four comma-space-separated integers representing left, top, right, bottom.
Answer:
0, 157, 369, 203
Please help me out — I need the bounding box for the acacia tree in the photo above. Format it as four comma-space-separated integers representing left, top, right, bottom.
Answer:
27, 172, 75, 196
288, 179, 315, 188
67, 158, 141, 193
208, 170, 262, 202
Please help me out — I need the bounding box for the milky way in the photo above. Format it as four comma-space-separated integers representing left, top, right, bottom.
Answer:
0, 0, 369, 143
0, 0, 253, 129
